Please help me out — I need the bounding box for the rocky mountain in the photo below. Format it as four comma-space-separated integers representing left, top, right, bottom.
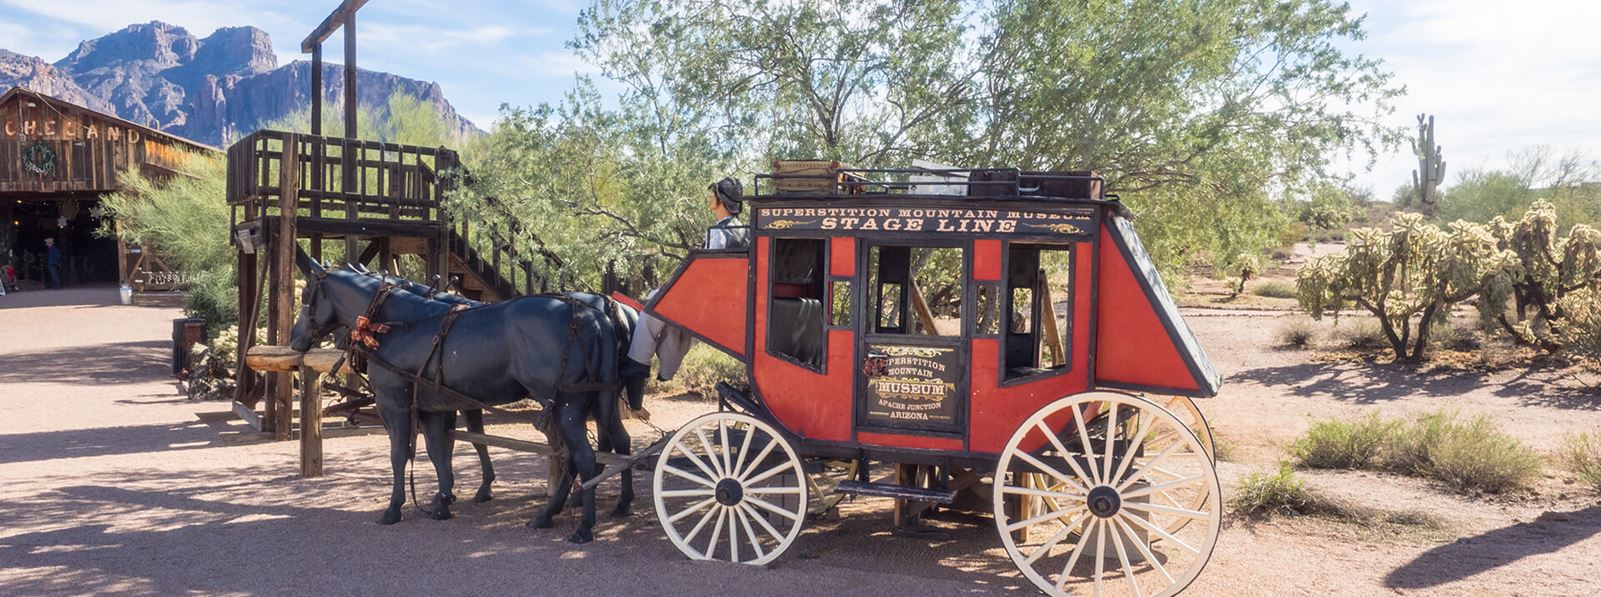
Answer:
0, 21, 479, 146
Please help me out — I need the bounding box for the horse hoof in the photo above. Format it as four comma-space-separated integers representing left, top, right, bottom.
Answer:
378, 509, 402, 525
472, 490, 493, 503
428, 507, 453, 521
527, 516, 554, 529
610, 504, 633, 519
567, 529, 593, 544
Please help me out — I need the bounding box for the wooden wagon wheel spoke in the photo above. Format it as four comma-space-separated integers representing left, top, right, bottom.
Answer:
1105, 516, 1144, 597
1116, 514, 1175, 586
1037, 420, 1098, 490
997, 392, 1220, 597
739, 502, 787, 543
1013, 449, 1088, 495
655, 412, 808, 566
667, 497, 717, 524
705, 507, 729, 560
661, 464, 717, 489
733, 505, 766, 562
692, 427, 727, 478
1024, 509, 1091, 566
1069, 402, 1102, 486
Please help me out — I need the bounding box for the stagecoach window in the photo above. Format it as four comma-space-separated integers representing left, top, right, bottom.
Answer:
767, 238, 827, 370
867, 245, 963, 337
1003, 244, 1074, 380
829, 280, 852, 327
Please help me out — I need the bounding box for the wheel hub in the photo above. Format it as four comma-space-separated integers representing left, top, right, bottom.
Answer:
715, 478, 744, 506
1087, 485, 1121, 518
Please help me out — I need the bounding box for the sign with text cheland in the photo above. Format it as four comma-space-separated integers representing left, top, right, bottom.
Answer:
757, 206, 1095, 237
863, 344, 961, 429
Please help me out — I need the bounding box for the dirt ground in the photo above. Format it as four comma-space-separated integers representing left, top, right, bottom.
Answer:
2, 285, 1599, 596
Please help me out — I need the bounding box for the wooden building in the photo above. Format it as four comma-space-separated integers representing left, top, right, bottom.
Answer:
0, 86, 219, 296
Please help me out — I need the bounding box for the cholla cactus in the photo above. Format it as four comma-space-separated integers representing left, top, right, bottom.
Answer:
1297, 212, 1517, 361
1487, 199, 1601, 349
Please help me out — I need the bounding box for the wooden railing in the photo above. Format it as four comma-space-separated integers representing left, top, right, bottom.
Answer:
225, 129, 457, 223
447, 194, 569, 297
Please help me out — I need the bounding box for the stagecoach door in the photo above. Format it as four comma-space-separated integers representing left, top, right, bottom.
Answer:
854, 243, 968, 438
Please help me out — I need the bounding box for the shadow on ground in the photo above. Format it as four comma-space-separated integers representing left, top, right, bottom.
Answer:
1232, 361, 1600, 409
1384, 505, 1601, 589
0, 340, 172, 385
0, 412, 259, 465
0, 454, 1025, 595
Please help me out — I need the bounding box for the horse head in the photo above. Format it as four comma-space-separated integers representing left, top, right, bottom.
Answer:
290, 255, 353, 352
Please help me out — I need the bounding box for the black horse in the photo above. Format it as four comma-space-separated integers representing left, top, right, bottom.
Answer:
290, 259, 629, 543
362, 267, 641, 517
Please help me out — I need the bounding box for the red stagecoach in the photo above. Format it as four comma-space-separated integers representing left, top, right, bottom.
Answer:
634, 163, 1221, 596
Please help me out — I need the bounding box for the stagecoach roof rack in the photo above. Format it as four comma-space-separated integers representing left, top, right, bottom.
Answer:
752, 161, 1116, 205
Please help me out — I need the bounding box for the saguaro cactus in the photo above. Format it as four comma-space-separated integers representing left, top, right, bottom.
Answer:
1411, 114, 1446, 217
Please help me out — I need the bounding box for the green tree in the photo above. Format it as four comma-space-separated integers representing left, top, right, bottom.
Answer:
475, 0, 1402, 287
99, 152, 235, 325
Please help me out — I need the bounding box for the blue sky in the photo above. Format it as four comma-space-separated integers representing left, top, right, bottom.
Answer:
1, 0, 1595, 196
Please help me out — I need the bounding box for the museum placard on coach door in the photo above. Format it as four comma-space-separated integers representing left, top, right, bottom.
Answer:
862, 344, 962, 430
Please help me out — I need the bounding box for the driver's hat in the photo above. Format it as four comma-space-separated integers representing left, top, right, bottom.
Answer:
710, 177, 744, 214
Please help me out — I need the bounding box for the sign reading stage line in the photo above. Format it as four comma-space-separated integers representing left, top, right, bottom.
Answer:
755, 206, 1095, 237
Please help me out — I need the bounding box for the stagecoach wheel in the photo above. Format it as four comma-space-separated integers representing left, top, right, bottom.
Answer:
654, 412, 808, 566
1164, 396, 1215, 463
994, 392, 1221, 597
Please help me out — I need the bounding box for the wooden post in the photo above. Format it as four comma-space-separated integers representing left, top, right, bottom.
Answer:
343, 14, 357, 140
235, 244, 259, 408
270, 134, 301, 440
300, 367, 323, 476
310, 44, 323, 136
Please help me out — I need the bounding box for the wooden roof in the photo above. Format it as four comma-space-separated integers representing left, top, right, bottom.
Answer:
1, 86, 220, 154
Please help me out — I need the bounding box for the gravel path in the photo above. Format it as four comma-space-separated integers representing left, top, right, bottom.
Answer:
1, 287, 1598, 595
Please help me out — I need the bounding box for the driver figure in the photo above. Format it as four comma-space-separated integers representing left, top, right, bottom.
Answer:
621, 177, 748, 405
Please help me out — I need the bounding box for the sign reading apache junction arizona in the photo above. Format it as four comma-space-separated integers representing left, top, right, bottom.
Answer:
756, 205, 1095, 237
863, 344, 962, 430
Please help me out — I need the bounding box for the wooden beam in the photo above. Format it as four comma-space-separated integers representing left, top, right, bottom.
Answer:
271, 134, 301, 440
343, 12, 358, 140
310, 44, 323, 136
301, 0, 369, 52
908, 280, 939, 336
246, 346, 344, 373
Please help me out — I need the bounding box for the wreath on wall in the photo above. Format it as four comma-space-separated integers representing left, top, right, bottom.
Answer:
20, 142, 56, 175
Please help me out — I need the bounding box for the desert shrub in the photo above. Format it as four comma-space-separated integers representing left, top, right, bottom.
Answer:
1560, 433, 1601, 493
1333, 319, 1389, 350
1253, 280, 1298, 299
670, 344, 745, 397
1290, 415, 1398, 469
1383, 412, 1541, 494
1276, 318, 1318, 349
1231, 464, 1314, 516
1276, 221, 1310, 250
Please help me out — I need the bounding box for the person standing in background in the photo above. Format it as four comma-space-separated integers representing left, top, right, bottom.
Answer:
45, 238, 61, 289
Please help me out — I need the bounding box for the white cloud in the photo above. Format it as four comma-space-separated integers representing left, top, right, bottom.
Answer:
1341, 0, 1601, 194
